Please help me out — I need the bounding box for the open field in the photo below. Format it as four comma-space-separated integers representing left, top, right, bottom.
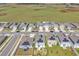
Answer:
0, 4, 79, 23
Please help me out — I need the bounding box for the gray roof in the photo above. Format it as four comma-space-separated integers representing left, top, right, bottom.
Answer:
58, 33, 70, 43
18, 23, 27, 29
20, 36, 33, 46
5, 22, 13, 28
37, 22, 52, 27
0, 23, 5, 27
64, 23, 76, 29
71, 23, 79, 28
35, 33, 45, 43
0, 36, 7, 44
69, 34, 79, 44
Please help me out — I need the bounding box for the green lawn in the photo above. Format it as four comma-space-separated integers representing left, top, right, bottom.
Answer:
15, 48, 33, 56
46, 45, 75, 56
76, 48, 79, 53
0, 5, 79, 23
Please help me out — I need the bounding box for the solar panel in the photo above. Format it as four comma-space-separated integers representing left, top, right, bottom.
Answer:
37, 38, 43, 43
63, 38, 69, 42
49, 36, 55, 40
22, 41, 30, 45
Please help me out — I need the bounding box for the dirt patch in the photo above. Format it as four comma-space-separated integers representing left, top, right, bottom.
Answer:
60, 7, 79, 13
0, 13, 7, 16
33, 9, 42, 11
11, 6, 17, 8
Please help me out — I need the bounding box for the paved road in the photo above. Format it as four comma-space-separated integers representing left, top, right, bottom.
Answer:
0, 34, 20, 56
0, 31, 79, 35
10, 34, 24, 56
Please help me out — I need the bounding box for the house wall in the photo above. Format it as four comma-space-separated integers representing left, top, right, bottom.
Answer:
39, 26, 43, 32
60, 42, 71, 48
48, 40, 57, 47
74, 44, 79, 48
35, 42, 45, 49
19, 45, 32, 49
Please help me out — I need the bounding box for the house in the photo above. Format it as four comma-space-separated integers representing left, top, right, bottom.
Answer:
10, 23, 19, 32
69, 34, 79, 48
27, 24, 35, 32
18, 23, 27, 32
38, 23, 44, 32
58, 33, 72, 49
19, 36, 33, 50
0, 22, 7, 32
71, 23, 79, 29
42, 22, 51, 32
35, 33, 45, 50
19, 41, 30, 50
48, 36, 57, 47
59, 23, 66, 32
4, 22, 13, 28
39, 26, 43, 32
38, 22, 51, 32
53, 23, 59, 32
29, 33, 35, 38
64, 23, 76, 32
35, 38, 45, 50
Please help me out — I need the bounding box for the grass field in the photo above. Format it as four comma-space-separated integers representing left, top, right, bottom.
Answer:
46, 45, 75, 56
15, 48, 33, 56
0, 4, 79, 23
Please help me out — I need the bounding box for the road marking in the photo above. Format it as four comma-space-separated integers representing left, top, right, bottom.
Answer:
0, 35, 13, 52
6, 34, 21, 55
0, 34, 13, 55
10, 34, 24, 56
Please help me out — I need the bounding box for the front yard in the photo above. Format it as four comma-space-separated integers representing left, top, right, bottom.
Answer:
46, 45, 75, 56
15, 48, 33, 56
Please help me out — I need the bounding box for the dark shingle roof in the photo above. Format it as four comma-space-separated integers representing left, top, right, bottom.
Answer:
49, 36, 55, 40
63, 38, 69, 42
22, 41, 30, 45
37, 38, 43, 43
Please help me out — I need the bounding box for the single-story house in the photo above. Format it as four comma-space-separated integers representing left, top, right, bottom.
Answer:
59, 23, 66, 32
27, 24, 35, 32
18, 23, 27, 32
35, 33, 45, 50
58, 33, 72, 49
48, 36, 57, 47
53, 23, 59, 32
69, 34, 79, 48
19, 36, 33, 50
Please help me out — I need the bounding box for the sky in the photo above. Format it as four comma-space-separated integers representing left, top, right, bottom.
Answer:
0, 0, 79, 3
